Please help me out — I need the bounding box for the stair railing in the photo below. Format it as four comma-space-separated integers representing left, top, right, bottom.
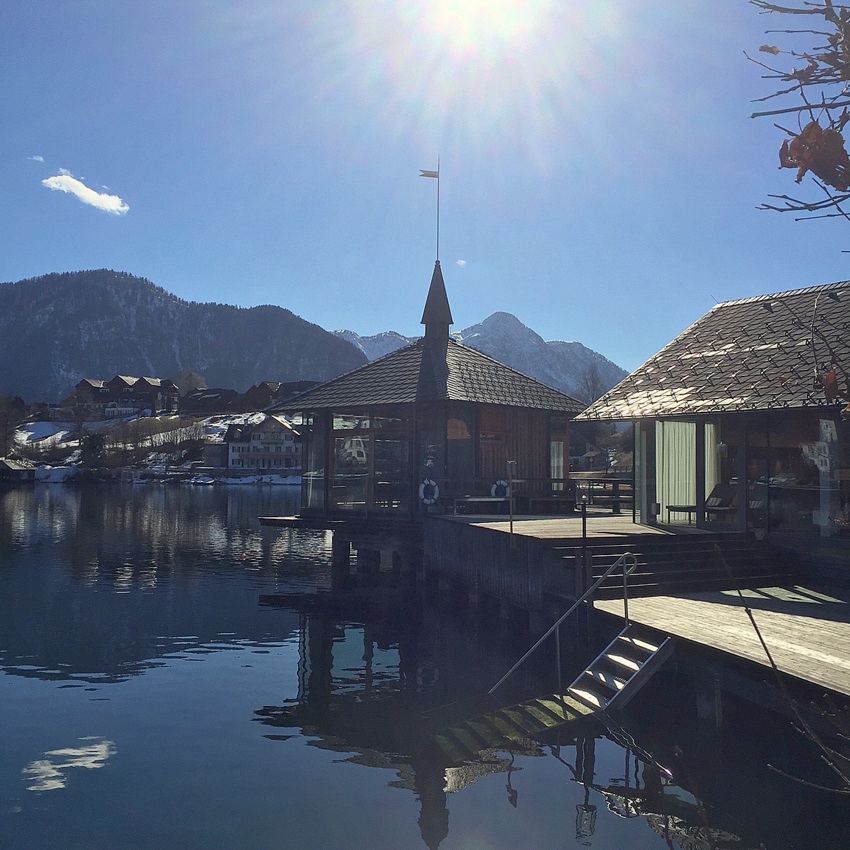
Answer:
489, 551, 637, 696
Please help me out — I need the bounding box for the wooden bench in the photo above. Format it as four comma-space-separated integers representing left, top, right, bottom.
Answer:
446, 495, 511, 515
525, 495, 577, 515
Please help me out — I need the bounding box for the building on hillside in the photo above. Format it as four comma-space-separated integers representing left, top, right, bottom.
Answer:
577, 281, 850, 583
180, 381, 321, 416
273, 261, 586, 519
224, 414, 301, 471
59, 375, 178, 418
180, 388, 242, 416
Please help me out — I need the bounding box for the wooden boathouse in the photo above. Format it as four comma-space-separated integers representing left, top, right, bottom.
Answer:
273, 260, 586, 520
265, 275, 850, 712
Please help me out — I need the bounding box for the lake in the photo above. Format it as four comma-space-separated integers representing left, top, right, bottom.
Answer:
0, 483, 847, 849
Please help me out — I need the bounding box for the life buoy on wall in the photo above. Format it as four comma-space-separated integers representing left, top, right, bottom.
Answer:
491, 479, 510, 498
419, 478, 440, 505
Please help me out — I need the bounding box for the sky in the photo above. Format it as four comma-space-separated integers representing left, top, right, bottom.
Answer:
3, 0, 850, 373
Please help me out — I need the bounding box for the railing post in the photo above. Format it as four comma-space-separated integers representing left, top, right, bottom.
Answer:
556, 624, 562, 695
489, 551, 633, 695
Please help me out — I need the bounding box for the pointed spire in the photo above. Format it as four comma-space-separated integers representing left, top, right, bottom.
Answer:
420, 260, 453, 342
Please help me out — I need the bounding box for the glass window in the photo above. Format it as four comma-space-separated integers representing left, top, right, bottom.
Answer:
656, 420, 696, 525
333, 415, 369, 430
331, 436, 369, 510
373, 438, 409, 510
766, 412, 846, 536
303, 413, 326, 511
446, 406, 475, 490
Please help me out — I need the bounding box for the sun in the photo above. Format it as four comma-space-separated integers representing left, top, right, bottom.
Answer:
417, 0, 554, 60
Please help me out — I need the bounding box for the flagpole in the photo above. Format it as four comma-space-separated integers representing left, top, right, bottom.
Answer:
436, 155, 440, 262
419, 159, 440, 262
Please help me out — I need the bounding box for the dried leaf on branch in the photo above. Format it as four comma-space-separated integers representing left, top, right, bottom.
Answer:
750, 1, 850, 221
779, 121, 850, 189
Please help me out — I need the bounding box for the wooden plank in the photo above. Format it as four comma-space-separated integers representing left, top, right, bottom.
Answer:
595, 586, 850, 696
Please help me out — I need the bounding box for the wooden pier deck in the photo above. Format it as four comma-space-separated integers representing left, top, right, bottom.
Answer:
595, 586, 850, 697
440, 512, 691, 540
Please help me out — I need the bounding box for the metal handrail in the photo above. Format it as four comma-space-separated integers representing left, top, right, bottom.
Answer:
488, 551, 637, 695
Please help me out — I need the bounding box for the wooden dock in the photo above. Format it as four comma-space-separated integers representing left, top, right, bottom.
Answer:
595, 586, 850, 697
440, 511, 674, 540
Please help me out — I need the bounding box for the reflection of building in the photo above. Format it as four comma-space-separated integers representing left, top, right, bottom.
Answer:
578, 282, 850, 582
254, 605, 538, 850
275, 262, 585, 518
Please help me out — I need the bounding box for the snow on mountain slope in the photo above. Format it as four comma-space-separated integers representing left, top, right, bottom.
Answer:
337, 313, 626, 400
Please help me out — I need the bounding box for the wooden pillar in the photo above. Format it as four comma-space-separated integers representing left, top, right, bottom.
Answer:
695, 662, 724, 728
695, 420, 706, 528
331, 535, 351, 591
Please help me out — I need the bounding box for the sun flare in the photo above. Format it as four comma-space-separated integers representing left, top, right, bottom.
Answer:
417, 0, 554, 59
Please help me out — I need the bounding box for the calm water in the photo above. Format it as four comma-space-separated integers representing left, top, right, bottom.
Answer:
0, 484, 847, 849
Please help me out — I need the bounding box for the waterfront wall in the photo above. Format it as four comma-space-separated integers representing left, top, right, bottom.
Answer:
422, 518, 579, 628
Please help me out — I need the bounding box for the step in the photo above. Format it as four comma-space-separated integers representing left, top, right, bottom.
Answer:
567, 624, 675, 713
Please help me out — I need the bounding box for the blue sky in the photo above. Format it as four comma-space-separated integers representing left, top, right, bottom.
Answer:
2, 1, 849, 372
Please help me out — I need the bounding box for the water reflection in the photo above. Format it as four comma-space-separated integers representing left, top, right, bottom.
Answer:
23, 737, 116, 792
0, 484, 321, 683
2, 484, 849, 849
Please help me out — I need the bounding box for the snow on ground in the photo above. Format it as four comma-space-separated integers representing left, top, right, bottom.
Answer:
202, 412, 266, 441
15, 422, 74, 445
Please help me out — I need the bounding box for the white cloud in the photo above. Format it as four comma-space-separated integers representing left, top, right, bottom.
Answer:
22, 737, 116, 792
28, 155, 45, 163
456, 259, 467, 266
42, 171, 129, 215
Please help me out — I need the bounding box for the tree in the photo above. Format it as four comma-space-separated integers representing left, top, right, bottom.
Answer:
80, 432, 106, 467
748, 1, 850, 222
0, 395, 25, 457
173, 369, 207, 397
578, 364, 605, 404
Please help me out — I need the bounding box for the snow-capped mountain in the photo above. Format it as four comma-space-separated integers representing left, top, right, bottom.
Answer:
333, 330, 417, 362
336, 312, 627, 401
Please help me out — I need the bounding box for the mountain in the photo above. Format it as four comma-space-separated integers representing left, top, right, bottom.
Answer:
334, 329, 417, 361
0, 270, 367, 403
336, 313, 627, 401
454, 313, 627, 401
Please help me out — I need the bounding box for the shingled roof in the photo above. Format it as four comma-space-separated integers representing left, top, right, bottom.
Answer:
273, 336, 585, 413
578, 281, 850, 421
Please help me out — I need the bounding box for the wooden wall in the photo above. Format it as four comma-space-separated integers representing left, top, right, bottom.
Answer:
478, 406, 549, 484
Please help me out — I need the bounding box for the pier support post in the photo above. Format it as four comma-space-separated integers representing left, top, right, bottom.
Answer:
331, 536, 351, 590
695, 662, 724, 728
356, 547, 381, 583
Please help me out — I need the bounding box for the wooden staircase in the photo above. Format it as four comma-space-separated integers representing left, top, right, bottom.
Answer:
553, 534, 798, 599
433, 623, 675, 764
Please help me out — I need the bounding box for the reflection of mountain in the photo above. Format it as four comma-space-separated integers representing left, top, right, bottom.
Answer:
0, 485, 324, 683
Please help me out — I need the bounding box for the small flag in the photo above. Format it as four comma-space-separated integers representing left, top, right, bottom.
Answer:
419, 169, 439, 178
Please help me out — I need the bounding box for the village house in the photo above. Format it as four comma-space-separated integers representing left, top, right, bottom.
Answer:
59, 375, 178, 419
180, 381, 320, 416
274, 261, 586, 519
224, 414, 301, 471
577, 281, 850, 585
